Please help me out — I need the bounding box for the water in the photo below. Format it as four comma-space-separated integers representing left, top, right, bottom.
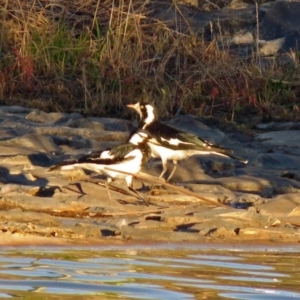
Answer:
0, 244, 299, 299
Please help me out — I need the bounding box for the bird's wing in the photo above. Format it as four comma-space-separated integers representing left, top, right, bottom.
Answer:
145, 122, 203, 150
107, 143, 137, 159
76, 144, 136, 165
177, 132, 248, 163
176, 132, 217, 150
145, 122, 248, 163
48, 150, 95, 171
49, 144, 138, 171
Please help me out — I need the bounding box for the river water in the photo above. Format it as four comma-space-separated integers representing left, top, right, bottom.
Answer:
0, 243, 299, 299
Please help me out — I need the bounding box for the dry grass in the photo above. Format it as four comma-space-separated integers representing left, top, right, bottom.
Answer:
0, 0, 299, 123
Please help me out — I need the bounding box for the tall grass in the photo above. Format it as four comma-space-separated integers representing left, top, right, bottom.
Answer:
0, 0, 299, 122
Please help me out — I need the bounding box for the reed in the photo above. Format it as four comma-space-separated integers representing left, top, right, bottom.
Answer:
0, 0, 299, 122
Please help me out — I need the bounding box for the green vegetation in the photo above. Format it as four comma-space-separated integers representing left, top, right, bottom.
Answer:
0, 0, 299, 122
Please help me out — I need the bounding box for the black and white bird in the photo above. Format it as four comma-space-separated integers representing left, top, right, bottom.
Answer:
127, 102, 248, 182
49, 129, 152, 200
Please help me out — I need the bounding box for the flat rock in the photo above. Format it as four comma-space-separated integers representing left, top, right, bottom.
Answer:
162, 207, 235, 226
255, 130, 300, 147
143, 157, 210, 182
0, 133, 60, 153
119, 226, 203, 242
278, 216, 300, 227
1, 104, 300, 244
0, 153, 53, 167
217, 174, 300, 196
218, 209, 280, 227
0, 146, 39, 156
33, 127, 129, 142
256, 194, 300, 217
238, 227, 300, 241
0, 106, 32, 114
253, 153, 300, 170
65, 118, 105, 130
260, 1, 300, 42
0, 208, 59, 226
26, 110, 67, 124
166, 115, 225, 144
87, 117, 133, 132
133, 220, 175, 230
256, 122, 300, 131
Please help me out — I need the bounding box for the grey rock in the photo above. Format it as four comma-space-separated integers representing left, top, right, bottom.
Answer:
147, 0, 300, 57
72, 223, 103, 238
87, 117, 133, 132
279, 216, 300, 227
0, 106, 32, 114
216, 175, 272, 194
256, 122, 300, 130
70, 135, 92, 149
200, 157, 246, 173
234, 192, 263, 204
65, 118, 105, 130
238, 227, 300, 240
103, 216, 140, 228
2, 103, 300, 244
260, 1, 300, 41
26, 110, 67, 124
218, 209, 280, 227
120, 226, 203, 242
281, 170, 300, 182
281, 30, 300, 53
161, 207, 233, 226
0, 133, 60, 153
33, 127, 129, 142
0, 150, 29, 168
144, 157, 211, 182
218, 173, 300, 196
183, 208, 280, 233
0, 208, 59, 225
186, 183, 235, 204
133, 220, 175, 230
53, 113, 83, 126
191, 222, 238, 237
253, 153, 300, 170
258, 37, 285, 55
256, 193, 300, 217
0, 153, 52, 167
166, 115, 225, 144
205, 226, 238, 238
255, 130, 300, 147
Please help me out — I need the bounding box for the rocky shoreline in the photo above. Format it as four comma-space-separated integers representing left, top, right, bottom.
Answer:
0, 105, 300, 245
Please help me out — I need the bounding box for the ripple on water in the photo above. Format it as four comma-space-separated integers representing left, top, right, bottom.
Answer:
0, 247, 299, 299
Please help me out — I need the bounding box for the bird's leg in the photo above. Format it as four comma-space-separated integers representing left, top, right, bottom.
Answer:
126, 176, 149, 205
166, 160, 178, 182
148, 159, 168, 191
158, 161, 168, 182
105, 179, 113, 201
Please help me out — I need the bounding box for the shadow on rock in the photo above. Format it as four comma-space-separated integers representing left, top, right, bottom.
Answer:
0, 166, 48, 187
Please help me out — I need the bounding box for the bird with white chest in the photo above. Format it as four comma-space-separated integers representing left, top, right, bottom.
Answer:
49, 129, 152, 200
127, 102, 248, 182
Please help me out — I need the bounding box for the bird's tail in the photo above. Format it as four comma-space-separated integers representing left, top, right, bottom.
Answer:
207, 144, 248, 164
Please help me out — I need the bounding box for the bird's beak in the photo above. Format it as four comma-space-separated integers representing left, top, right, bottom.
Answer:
126, 104, 135, 109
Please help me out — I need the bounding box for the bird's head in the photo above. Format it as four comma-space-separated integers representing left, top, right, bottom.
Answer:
127, 102, 158, 125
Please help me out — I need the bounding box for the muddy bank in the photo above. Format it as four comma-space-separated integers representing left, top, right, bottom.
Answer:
0, 105, 300, 245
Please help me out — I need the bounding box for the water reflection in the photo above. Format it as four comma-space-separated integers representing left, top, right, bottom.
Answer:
0, 245, 299, 299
